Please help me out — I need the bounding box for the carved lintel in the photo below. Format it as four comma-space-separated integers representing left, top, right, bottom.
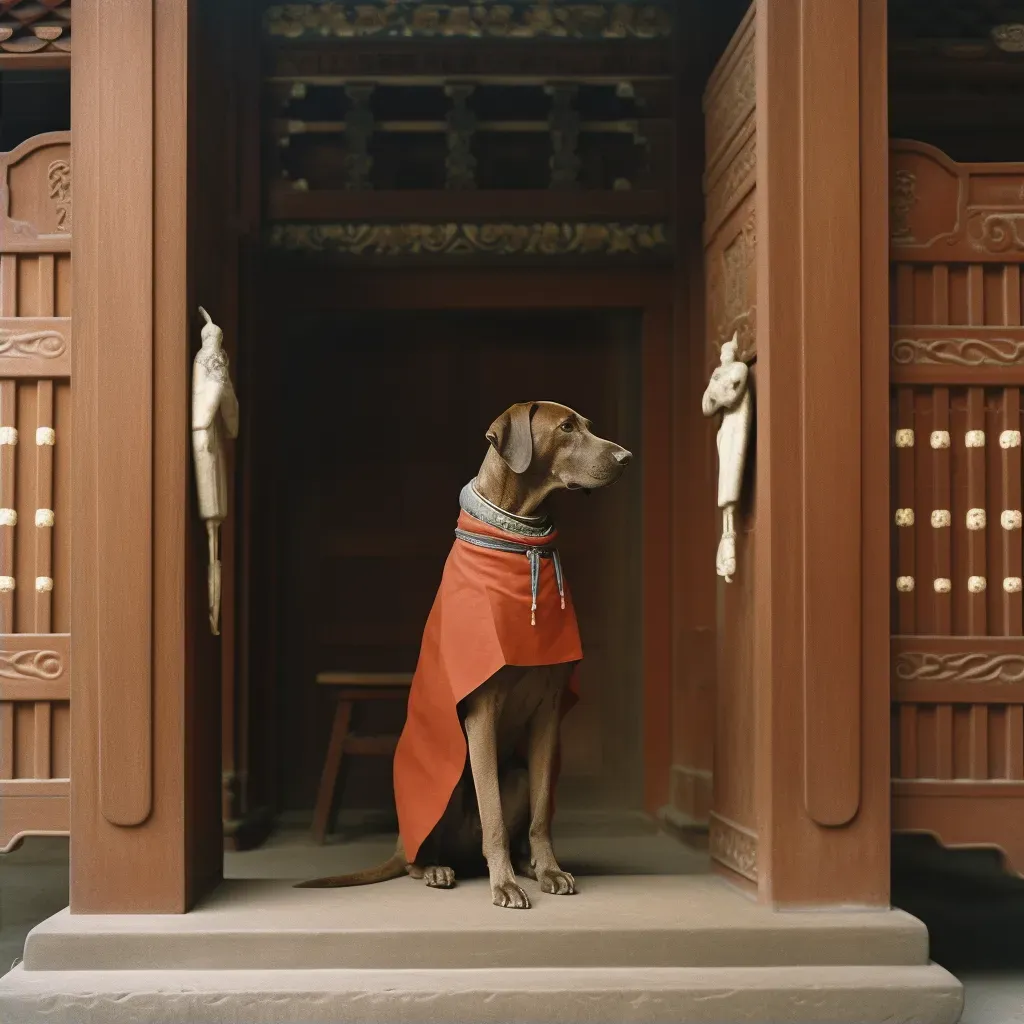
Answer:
709, 812, 757, 882
267, 221, 672, 258
264, 2, 674, 42
444, 84, 477, 191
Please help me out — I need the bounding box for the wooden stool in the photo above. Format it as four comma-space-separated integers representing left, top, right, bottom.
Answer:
310, 671, 412, 845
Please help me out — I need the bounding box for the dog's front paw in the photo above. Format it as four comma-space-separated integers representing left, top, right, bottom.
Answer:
423, 865, 455, 889
491, 879, 531, 909
539, 869, 576, 895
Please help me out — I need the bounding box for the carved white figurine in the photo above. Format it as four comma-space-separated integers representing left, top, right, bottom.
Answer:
701, 334, 753, 583
192, 307, 239, 635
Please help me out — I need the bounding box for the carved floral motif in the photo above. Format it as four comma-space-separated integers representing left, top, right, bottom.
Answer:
0, 648, 62, 681
890, 169, 917, 243
47, 159, 71, 233
0, 329, 66, 359
895, 650, 1024, 684
268, 221, 671, 257
705, 129, 755, 238
709, 814, 757, 882
892, 336, 1024, 367
265, 2, 673, 40
992, 24, 1024, 52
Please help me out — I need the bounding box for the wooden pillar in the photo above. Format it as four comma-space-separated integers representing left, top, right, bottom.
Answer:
70, 0, 219, 912
748, 0, 890, 906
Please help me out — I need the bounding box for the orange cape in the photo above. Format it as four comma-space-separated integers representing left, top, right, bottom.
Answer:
393, 508, 581, 863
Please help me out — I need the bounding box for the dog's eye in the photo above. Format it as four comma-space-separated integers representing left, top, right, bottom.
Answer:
560, 421, 574, 433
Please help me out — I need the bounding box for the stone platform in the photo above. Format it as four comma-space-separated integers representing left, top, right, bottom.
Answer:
0, 874, 964, 1022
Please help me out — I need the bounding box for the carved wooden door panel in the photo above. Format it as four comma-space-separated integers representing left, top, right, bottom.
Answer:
701, 5, 759, 881
0, 132, 72, 850
890, 140, 1024, 873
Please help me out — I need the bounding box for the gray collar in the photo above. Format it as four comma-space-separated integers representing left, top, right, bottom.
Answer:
459, 480, 554, 539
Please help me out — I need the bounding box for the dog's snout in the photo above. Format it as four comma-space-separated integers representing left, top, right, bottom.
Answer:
613, 449, 633, 466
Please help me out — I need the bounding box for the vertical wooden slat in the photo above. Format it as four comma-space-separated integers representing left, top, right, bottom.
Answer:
935, 704, 954, 780
896, 387, 916, 632
0, 254, 15, 315
969, 705, 989, 780
34, 381, 54, 633
33, 702, 51, 780
965, 387, 988, 636
0, 379, 16, 635
0, 704, 13, 780
931, 387, 952, 632
999, 389, 1022, 635
931, 264, 949, 324
1007, 705, 1024, 781
898, 705, 918, 779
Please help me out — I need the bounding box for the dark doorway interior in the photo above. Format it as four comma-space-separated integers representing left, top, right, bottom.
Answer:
272, 308, 645, 830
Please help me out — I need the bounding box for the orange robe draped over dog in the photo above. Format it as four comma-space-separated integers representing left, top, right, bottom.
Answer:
393, 508, 581, 863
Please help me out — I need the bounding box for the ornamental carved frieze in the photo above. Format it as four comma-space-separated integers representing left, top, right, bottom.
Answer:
895, 650, 1024, 684
265, 2, 673, 41
708, 813, 757, 883
267, 221, 671, 257
891, 335, 1024, 367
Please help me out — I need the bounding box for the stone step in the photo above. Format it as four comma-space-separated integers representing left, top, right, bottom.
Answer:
22, 876, 932, 972
0, 962, 964, 1023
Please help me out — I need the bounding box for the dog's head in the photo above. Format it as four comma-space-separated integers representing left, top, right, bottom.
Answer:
485, 401, 632, 492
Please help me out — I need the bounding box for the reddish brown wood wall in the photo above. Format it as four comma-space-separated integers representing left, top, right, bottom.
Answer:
890, 139, 1024, 874
0, 131, 72, 850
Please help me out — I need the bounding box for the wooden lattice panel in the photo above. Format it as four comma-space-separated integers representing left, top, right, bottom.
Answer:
890, 139, 1024, 875
0, 130, 71, 851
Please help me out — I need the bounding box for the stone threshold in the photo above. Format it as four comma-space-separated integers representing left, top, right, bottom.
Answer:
0, 874, 965, 1023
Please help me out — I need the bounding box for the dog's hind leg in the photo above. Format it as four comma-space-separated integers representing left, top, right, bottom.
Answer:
409, 821, 457, 889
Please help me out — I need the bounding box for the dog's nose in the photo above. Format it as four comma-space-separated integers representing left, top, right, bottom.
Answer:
614, 449, 633, 465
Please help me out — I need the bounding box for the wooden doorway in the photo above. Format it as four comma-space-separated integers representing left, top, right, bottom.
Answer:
247, 266, 673, 836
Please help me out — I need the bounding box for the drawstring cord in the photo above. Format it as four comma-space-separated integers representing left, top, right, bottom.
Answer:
454, 528, 565, 626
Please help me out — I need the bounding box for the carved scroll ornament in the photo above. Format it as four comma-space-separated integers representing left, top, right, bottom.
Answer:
892, 335, 1024, 367
0, 328, 66, 359
0, 648, 62, 681
895, 650, 1024, 684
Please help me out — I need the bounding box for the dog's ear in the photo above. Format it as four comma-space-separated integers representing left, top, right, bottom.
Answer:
486, 402, 537, 474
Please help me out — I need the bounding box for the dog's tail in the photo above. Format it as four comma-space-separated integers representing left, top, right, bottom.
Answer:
293, 847, 408, 889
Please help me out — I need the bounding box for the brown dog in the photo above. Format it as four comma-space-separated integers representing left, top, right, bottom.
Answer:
296, 402, 631, 908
